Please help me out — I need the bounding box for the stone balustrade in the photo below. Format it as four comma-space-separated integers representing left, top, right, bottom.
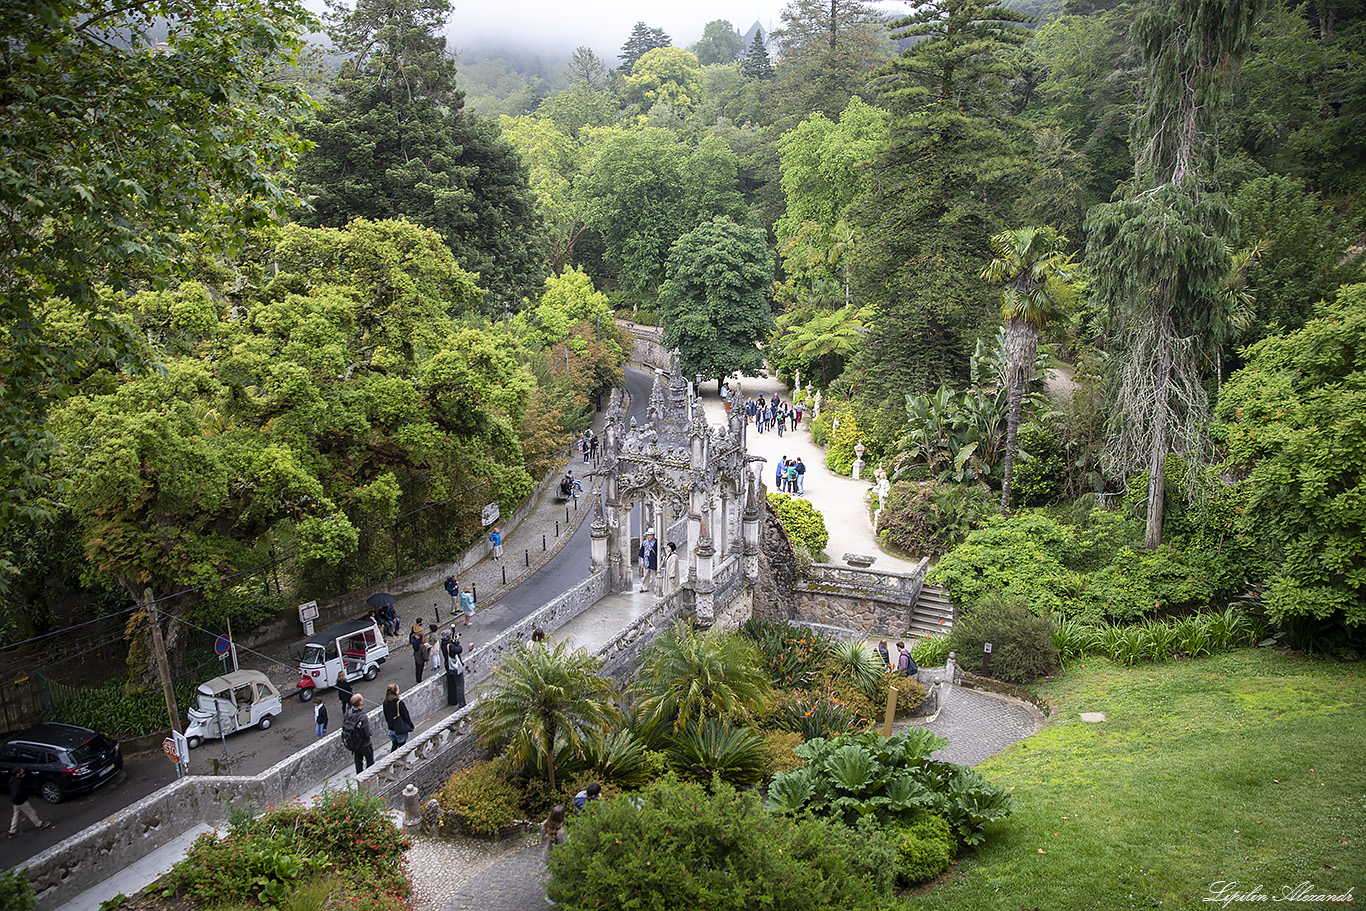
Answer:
792, 558, 931, 637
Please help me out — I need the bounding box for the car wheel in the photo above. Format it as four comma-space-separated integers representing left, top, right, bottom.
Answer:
187, 735, 202, 750
299, 688, 314, 703
258, 715, 273, 731
365, 666, 379, 681
40, 779, 63, 805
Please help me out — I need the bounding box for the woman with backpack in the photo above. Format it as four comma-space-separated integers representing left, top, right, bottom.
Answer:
382, 683, 414, 753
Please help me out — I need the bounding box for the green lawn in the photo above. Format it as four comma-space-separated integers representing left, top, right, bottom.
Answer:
910, 650, 1364, 909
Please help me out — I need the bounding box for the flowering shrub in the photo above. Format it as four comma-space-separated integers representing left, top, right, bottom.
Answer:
158, 787, 410, 911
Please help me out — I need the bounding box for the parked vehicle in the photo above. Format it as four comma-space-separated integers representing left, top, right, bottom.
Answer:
0, 722, 122, 804
184, 670, 284, 749
297, 618, 390, 702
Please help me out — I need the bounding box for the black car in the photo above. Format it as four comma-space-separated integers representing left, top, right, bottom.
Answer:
0, 722, 122, 804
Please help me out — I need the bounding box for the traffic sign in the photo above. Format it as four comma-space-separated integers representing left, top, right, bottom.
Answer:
214, 634, 231, 657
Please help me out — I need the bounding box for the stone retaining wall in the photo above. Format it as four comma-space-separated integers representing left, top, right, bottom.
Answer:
791, 561, 929, 637
616, 321, 670, 372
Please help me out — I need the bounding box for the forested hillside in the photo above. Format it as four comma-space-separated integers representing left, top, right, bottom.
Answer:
2, 0, 1363, 689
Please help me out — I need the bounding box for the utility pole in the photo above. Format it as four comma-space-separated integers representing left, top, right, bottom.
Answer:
144, 588, 182, 734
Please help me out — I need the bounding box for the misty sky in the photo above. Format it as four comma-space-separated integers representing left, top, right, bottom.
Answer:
443, 0, 791, 59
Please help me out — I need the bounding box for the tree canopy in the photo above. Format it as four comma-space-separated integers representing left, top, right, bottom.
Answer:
658, 217, 776, 385
620, 21, 672, 73
579, 131, 747, 294
295, 0, 545, 305
1217, 284, 1366, 633
692, 19, 744, 66
0, 0, 316, 558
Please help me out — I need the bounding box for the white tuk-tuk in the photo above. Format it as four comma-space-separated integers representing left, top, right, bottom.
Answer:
296, 618, 390, 702
185, 669, 283, 749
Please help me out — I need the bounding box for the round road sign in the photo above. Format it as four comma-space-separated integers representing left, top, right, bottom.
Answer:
214, 634, 231, 657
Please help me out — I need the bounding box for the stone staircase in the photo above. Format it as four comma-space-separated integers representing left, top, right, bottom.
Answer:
911, 582, 955, 638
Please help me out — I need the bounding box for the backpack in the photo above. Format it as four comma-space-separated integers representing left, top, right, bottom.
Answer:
447, 646, 465, 674
341, 709, 365, 750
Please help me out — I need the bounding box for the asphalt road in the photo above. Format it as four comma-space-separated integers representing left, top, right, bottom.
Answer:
1, 367, 657, 870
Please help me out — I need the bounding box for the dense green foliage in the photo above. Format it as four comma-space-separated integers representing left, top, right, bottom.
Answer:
768, 730, 1014, 845
295, 0, 543, 305
0, 0, 317, 583
948, 592, 1060, 682
878, 481, 996, 558
766, 492, 830, 556
47, 220, 532, 619
929, 509, 1246, 622
161, 787, 409, 911
658, 217, 776, 384
579, 130, 747, 294
547, 776, 898, 910
0, 866, 36, 911
1217, 284, 1366, 634
433, 756, 527, 835
631, 619, 772, 730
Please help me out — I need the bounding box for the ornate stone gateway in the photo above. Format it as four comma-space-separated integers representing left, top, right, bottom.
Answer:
589, 361, 760, 626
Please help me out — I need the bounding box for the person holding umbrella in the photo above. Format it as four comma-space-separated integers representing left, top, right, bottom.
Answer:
366, 593, 401, 636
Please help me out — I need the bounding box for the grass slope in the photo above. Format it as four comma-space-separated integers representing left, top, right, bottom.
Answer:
911, 650, 1364, 909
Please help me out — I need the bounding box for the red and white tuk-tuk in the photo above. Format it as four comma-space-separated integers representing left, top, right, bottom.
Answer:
296, 618, 390, 702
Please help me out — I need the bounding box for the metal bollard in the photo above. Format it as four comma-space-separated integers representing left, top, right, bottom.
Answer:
525, 550, 530, 567
542, 534, 546, 551
566, 507, 570, 524
472, 583, 478, 601
556, 521, 560, 536
433, 601, 440, 622
502, 566, 506, 585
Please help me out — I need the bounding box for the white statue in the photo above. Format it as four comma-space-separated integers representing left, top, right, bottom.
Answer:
852, 439, 866, 480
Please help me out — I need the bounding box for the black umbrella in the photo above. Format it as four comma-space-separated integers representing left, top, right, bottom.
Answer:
366, 592, 397, 609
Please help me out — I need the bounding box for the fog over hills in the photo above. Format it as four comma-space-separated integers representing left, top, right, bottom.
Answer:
441, 0, 789, 60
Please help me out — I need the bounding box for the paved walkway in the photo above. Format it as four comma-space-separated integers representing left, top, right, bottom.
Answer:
696, 372, 921, 574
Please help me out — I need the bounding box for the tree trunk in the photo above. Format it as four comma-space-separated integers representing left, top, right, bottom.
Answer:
1144, 302, 1174, 549
999, 319, 1037, 515
545, 721, 557, 791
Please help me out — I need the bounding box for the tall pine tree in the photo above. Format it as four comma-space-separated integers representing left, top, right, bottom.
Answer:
296, 0, 545, 306
1086, 0, 1265, 548
851, 0, 1034, 404
619, 21, 672, 73
741, 28, 776, 79
770, 0, 892, 122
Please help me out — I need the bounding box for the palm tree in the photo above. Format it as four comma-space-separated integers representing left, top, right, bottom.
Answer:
474, 641, 620, 791
630, 619, 771, 730
980, 226, 1076, 514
